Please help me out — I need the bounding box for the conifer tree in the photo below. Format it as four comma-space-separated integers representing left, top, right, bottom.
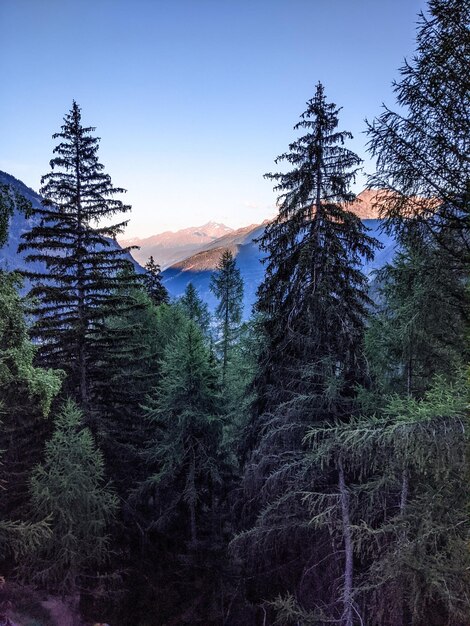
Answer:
144, 255, 169, 305
136, 319, 227, 624
19, 102, 139, 410
0, 183, 31, 248
179, 282, 212, 338
210, 249, 244, 384
297, 374, 470, 626
255, 82, 377, 417
25, 400, 117, 600
367, 0, 470, 268
366, 229, 468, 397
235, 83, 378, 618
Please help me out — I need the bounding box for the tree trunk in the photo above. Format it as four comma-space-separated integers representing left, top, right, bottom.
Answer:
338, 459, 354, 626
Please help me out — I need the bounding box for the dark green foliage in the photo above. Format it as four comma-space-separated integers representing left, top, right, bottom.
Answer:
367, 0, 470, 268
133, 318, 229, 624
366, 230, 468, 397
233, 84, 379, 622
210, 249, 244, 384
144, 255, 169, 305
179, 281, 212, 338
0, 271, 63, 523
256, 82, 377, 417
25, 400, 118, 596
0, 184, 31, 248
19, 102, 139, 410
300, 374, 470, 626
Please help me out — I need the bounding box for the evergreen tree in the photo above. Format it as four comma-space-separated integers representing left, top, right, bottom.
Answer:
179, 282, 212, 338
135, 319, 227, 624
235, 83, 378, 618
25, 400, 117, 600
144, 255, 169, 305
210, 249, 244, 384
296, 374, 470, 626
367, 0, 470, 268
0, 183, 31, 248
19, 101, 139, 411
255, 82, 377, 417
366, 229, 468, 397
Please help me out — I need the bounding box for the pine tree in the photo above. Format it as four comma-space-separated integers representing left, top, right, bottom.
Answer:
255, 81, 377, 417
179, 282, 212, 338
136, 319, 227, 624
19, 101, 139, 411
235, 83, 378, 619
367, 0, 470, 268
144, 255, 169, 305
210, 249, 244, 384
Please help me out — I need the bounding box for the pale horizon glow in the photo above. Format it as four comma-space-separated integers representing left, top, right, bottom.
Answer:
1, 0, 426, 238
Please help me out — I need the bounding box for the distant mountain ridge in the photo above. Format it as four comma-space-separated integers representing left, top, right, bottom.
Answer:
119, 221, 234, 268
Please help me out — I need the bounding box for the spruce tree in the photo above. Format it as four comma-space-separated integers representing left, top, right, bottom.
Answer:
136, 318, 227, 624
144, 255, 169, 305
209, 249, 244, 384
19, 102, 139, 410
255, 82, 377, 418
179, 282, 212, 339
235, 83, 378, 618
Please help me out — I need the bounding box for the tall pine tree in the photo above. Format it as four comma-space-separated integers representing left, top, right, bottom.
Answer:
235, 83, 378, 619
19, 102, 139, 411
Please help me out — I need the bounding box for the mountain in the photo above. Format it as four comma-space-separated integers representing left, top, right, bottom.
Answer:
0, 170, 143, 275
119, 221, 234, 268
162, 191, 397, 317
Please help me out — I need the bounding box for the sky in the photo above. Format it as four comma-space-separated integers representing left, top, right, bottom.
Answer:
1, 0, 427, 238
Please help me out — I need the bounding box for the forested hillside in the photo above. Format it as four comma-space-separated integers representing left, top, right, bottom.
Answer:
0, 1, 468, 625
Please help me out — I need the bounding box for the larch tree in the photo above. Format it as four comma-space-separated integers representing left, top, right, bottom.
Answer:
25, 400, 117, 604
367, 0, 470, 269
209, 249, 244, 384
19, 101, 139, 412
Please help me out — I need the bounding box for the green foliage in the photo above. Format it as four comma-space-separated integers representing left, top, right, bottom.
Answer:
235, 84, 378, 616
0, 272, 63, 417
19, 101, 140, 409
179, 282, 212, 339
140, 318, 222, 540
210, 249, 244, 384
367, 0, 470, 269
366, 228, 468, 397
302, 374, 470, 626
143, 256, 169, 305
0, 183, 31, 248
0, 270, 64, 524
25, 400, 118, 595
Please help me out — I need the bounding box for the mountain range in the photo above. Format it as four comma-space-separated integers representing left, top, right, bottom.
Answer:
119, 221, 235, 269
1, 171, 397, 317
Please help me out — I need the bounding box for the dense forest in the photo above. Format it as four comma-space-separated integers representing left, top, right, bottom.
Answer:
0, 1, 468, 624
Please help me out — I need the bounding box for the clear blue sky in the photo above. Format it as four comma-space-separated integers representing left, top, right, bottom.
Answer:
1, 0, 426, 237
